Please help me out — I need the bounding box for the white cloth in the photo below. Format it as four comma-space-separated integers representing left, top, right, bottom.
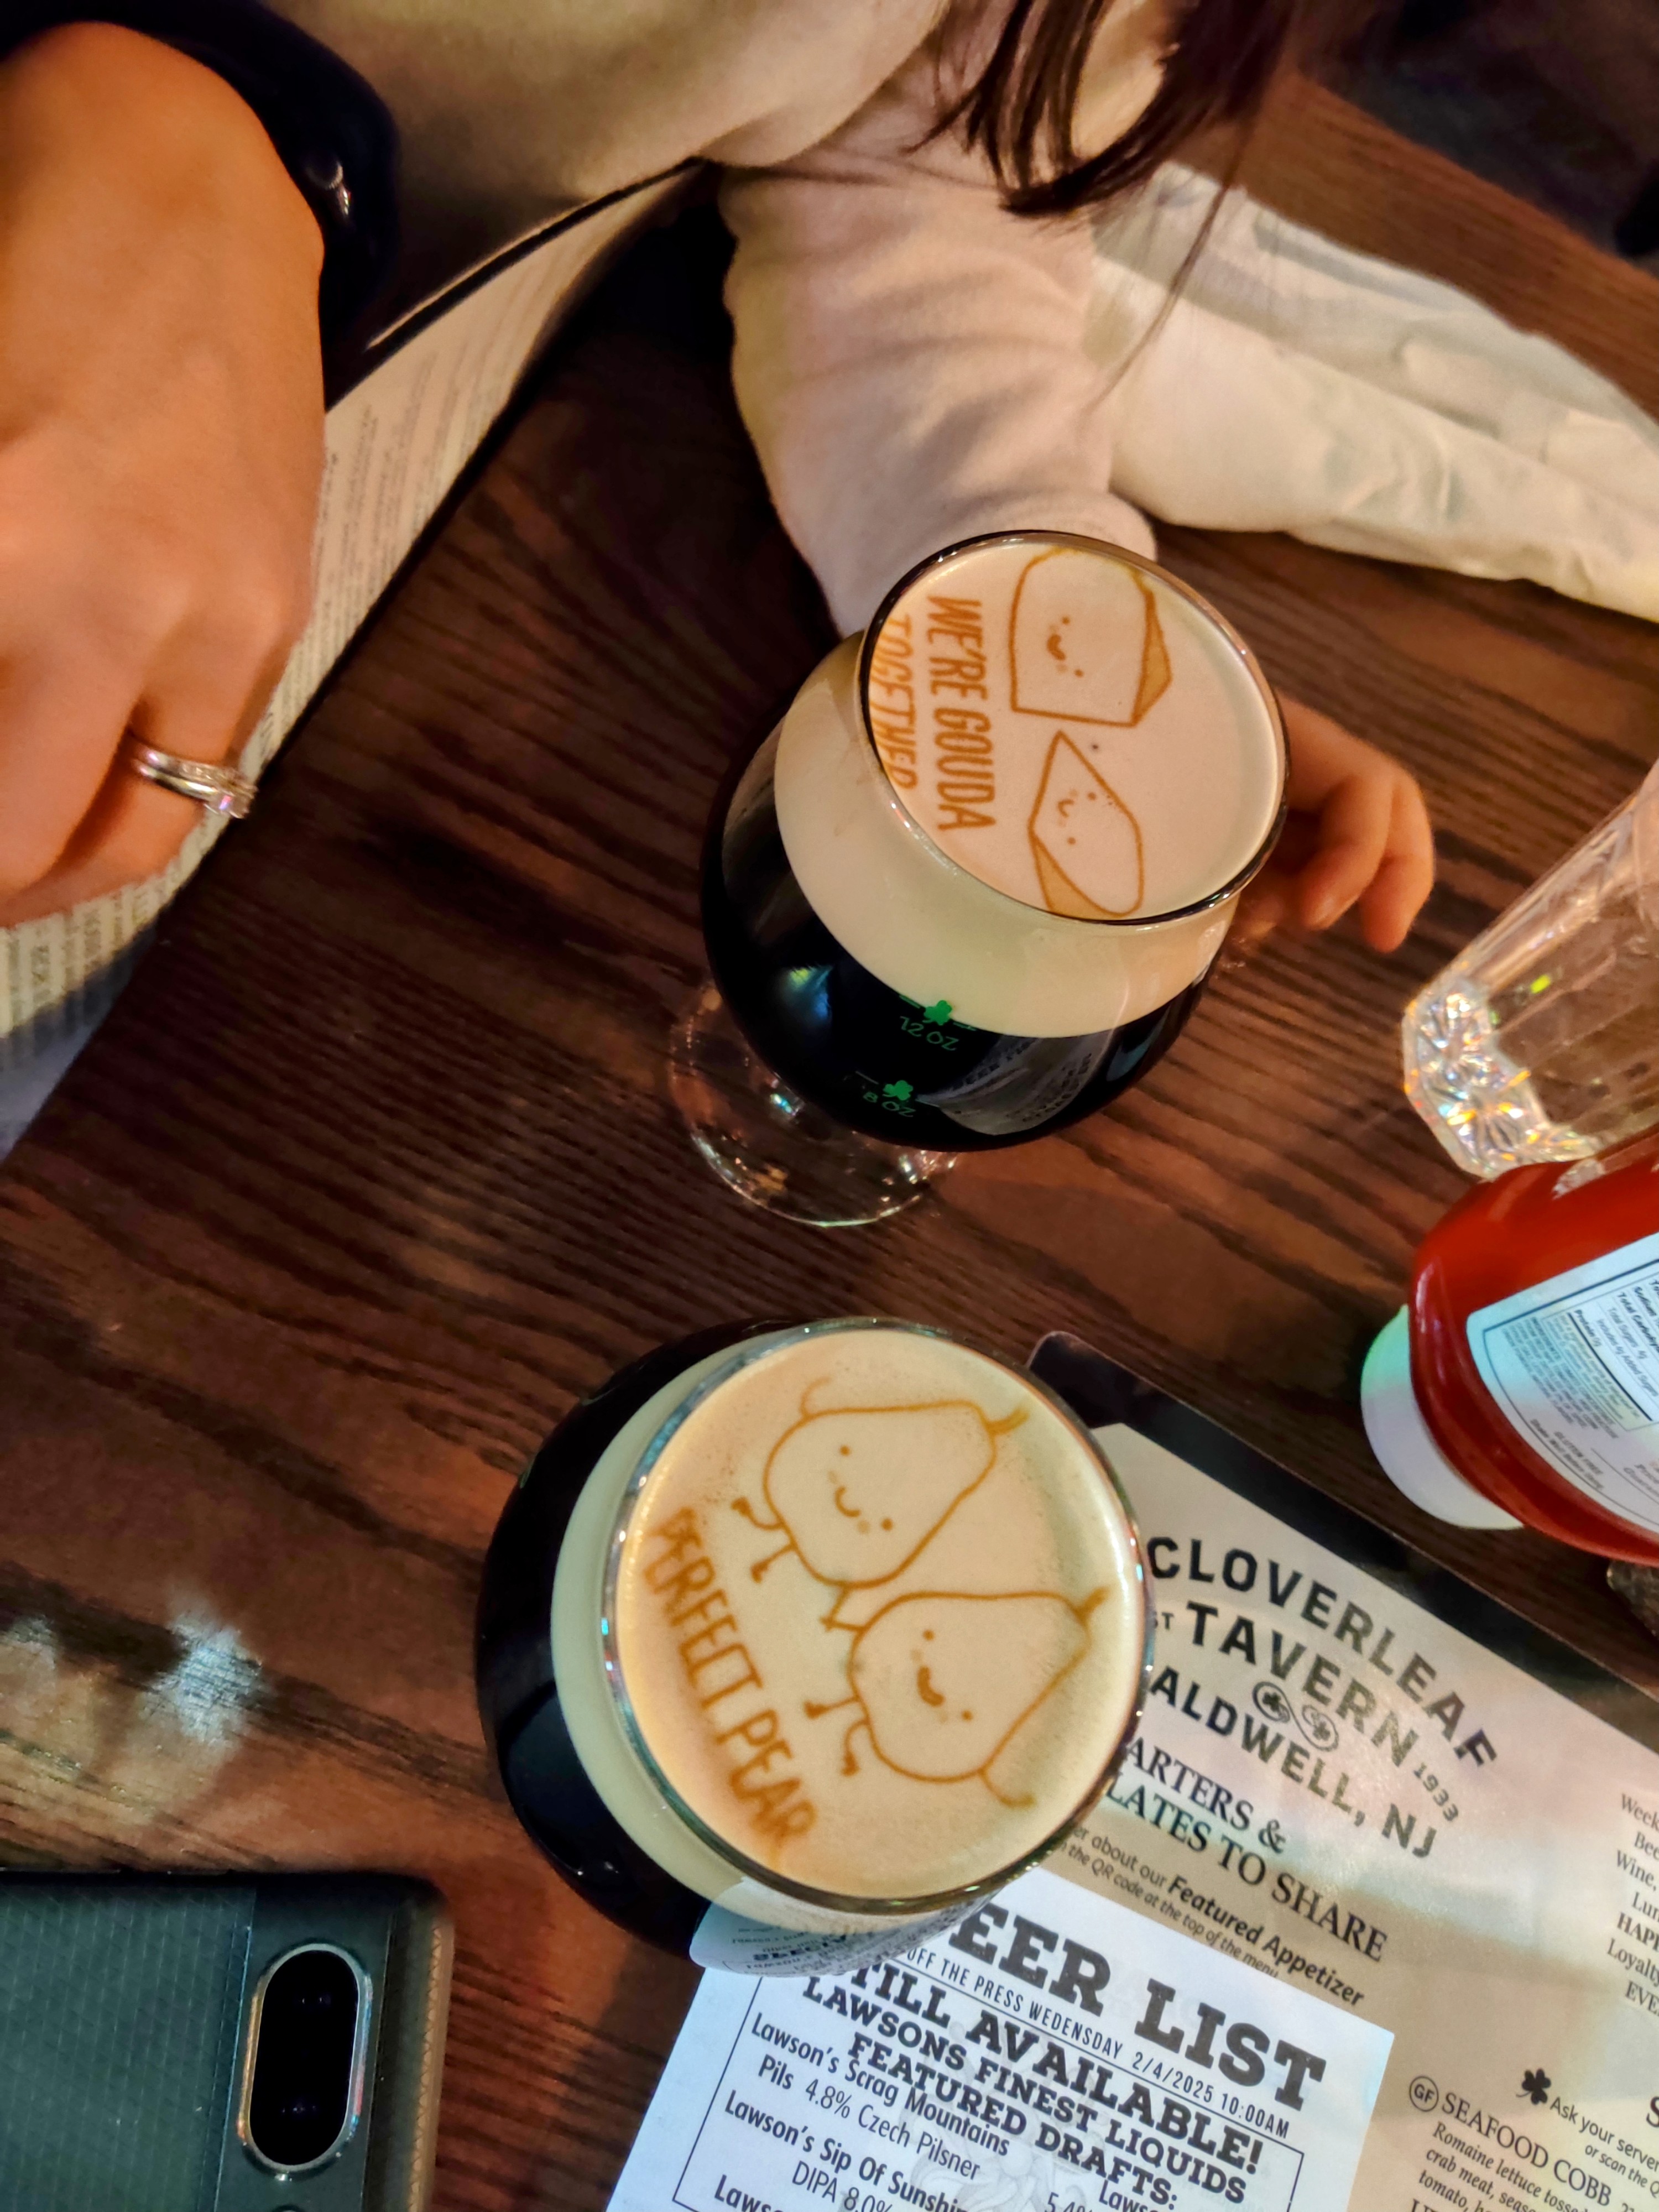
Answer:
1086, 166, 1659, 620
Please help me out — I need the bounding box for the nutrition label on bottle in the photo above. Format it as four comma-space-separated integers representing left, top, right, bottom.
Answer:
1466, 1233, 1659, 1537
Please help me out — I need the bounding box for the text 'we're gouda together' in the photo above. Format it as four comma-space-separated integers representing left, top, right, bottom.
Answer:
865, 538, 1281, 929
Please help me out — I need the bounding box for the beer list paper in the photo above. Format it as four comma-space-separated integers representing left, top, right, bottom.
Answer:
611, 1426, 1659, 2212
612, 1863, 1386, 2212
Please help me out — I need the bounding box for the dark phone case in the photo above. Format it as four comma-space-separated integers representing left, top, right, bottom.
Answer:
0, 1871, 451, 2212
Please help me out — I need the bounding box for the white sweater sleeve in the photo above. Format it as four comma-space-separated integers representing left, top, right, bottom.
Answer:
719, 30, 1156, 637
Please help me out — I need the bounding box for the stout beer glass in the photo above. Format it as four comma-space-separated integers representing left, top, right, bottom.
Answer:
476, 1317, 1149, 1966
670, 531, 1286, 1224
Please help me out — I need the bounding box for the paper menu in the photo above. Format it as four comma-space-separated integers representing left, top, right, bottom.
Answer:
1064, 1422, 1659, 2211
609, 1863, 1392, 2212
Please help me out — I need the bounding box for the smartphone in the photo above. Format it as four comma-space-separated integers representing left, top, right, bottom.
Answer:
0, 1871, 451, 2211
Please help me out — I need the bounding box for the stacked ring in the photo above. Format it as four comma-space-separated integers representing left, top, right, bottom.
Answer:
126, 742, 258, 821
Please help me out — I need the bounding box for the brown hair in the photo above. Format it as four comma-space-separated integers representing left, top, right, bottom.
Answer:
940, 0, 1371, 216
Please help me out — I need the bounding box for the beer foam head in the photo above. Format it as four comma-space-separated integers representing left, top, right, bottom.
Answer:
612, 1324, 1145, 1903
862, 536, 1284, 921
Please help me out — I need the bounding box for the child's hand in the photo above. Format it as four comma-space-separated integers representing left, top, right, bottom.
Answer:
1234, 696, 1435, 956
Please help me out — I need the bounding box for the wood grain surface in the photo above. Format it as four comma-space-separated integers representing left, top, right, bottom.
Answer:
1, 94, 1655, 2212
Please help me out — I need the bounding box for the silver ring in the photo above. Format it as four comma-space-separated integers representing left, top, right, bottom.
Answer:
126, 741, 257, 820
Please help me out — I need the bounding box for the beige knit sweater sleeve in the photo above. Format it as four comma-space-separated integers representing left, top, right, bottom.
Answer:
720, 15, 1162, 634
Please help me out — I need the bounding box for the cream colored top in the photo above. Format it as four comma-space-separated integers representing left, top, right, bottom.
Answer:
613, 1327, 1144, 1901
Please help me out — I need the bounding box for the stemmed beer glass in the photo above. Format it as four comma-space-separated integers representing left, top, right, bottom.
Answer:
671, 531, 1286, 1226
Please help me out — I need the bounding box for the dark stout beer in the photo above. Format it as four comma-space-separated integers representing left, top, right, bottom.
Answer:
702, 535, 1284, 1154
703, 729, 1206, 1150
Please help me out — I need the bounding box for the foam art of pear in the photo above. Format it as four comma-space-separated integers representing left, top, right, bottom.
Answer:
759, 1397, 1024, 1588
849, 1589, 1104, 1785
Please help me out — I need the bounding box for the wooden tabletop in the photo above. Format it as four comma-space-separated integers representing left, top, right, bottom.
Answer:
1, 84, 1655, 2212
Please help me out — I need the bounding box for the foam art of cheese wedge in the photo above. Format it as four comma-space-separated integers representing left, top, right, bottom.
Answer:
1027, 732, 1145, 919
1010, 548, 1171, 727
855, 535, 1283, 928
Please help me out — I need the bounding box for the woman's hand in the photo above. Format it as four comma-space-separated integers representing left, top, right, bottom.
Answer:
0, 23, 325, 927
1234, 695, 1436, 956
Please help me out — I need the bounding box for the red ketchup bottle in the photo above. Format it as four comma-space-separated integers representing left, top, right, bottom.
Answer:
1362, 1133, 1659, 1563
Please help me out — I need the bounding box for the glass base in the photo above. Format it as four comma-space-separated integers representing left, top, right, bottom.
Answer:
669, 983, 953, 1226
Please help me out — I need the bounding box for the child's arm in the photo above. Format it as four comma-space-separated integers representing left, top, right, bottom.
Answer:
719, 32, 1155, 638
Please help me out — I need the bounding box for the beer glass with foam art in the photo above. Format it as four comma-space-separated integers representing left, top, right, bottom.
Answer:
476, 1317, 1149, 1967
670, 532, 1287, 1224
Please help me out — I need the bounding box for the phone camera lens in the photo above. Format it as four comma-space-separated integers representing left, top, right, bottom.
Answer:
246, 1948, 362, 2170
